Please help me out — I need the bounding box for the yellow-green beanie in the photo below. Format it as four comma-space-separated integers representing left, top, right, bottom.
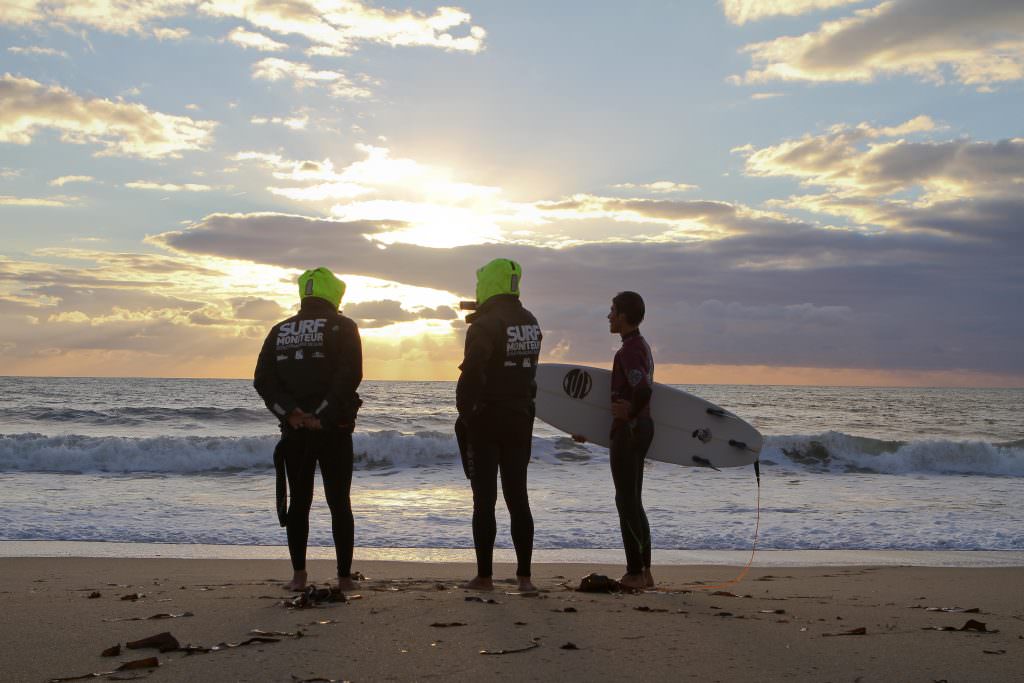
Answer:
476, 258, 521, 306
298, 267, 346, 309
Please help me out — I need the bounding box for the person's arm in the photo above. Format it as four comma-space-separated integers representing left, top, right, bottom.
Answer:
254, 326, 298, 421
315, 318, 364, 427
611, 347, 652, 420
456, 321, 493, 420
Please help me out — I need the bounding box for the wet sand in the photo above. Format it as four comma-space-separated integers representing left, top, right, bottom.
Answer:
1, 558, 1021, 682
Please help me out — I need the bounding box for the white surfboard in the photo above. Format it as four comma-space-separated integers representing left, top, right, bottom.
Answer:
535, 363, 762, 469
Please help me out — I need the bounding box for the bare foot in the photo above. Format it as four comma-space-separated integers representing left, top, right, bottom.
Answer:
643, 567, 655, 589
619, 572, 646, 590
459, 576, 494, 591
335, 575, 359, 592
284, 570, 307, 592
516, 575, 538, 592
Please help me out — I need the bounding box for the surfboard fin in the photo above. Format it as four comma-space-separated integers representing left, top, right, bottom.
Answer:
691, 455, 721, 471
729, 439, 748, 450
706, 407, 726, 417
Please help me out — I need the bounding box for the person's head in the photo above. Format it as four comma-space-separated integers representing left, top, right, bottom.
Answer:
298, 266, 346, 310
608, 291, 645, 334
475, 258, 522, 306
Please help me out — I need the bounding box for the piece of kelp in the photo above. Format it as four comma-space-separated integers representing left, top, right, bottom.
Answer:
48, 657, 159, 682
576, 574, 621, 593
285, 586, 347, 608
922, 619, 998, 633
822, 627, 867, 637
480, 638, 541, 655
126, 632, 180, 653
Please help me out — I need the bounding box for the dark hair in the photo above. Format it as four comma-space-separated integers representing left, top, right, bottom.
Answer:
612, 291, 645, 326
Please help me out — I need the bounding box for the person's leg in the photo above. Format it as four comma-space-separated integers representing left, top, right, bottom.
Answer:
282, 432, 316, 590
461, 420, 499, 590
632, 418, 655, 587
318, 430, 356, 590
498, 412, 535, 591
610, 426, 645, 588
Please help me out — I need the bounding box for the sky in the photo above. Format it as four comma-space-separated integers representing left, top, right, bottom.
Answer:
1, 0, 1022, 386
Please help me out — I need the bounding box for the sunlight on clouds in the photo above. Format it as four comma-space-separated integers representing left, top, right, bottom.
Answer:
252, 58, 375, 99
226, 26, 288, 51
0, 74, 215, 158
732, 1, 1024, 88
720, 0, 863, 24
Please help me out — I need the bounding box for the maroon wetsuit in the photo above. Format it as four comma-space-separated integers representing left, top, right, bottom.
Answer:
610, 329, 654, 575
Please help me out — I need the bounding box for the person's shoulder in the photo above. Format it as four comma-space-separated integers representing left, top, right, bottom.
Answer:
333, 313, 359, 332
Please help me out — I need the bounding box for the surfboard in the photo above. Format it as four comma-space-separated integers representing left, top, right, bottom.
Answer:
535, 363, 762, 469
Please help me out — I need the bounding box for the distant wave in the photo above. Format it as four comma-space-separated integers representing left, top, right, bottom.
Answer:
0, 406, 267, 426
763, 432, 1024, 476
1, 430, 1021, 476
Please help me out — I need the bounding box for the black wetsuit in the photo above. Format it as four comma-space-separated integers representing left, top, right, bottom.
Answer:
254, 297, 362, 578
610, 329, 655, 575
456, 294, 541, 579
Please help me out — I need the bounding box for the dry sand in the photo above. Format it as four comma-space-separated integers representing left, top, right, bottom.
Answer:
1, 558, 1022, 682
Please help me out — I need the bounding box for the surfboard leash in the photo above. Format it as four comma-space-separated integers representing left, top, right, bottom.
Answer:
676, 460, 761, 592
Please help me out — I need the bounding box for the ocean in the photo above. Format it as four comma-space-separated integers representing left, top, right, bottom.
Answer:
1, 376, 1022, 564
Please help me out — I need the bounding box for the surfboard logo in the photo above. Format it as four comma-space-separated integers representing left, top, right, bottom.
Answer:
562, 369, 592, 399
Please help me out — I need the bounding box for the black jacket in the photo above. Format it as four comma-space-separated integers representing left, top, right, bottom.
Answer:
456, 294, 541, 419
254, 297, 362, 428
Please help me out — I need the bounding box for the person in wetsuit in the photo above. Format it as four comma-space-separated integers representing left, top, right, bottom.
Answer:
254, 267, 363, 592
455, 258, 542, 592
574, 290, 655, 590
608, 291, 655, 589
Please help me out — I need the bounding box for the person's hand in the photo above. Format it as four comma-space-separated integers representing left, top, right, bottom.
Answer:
302, 415, 322, 430
571, 434, 587, 443
287, 408, 311, 429
611, 399, 631, 421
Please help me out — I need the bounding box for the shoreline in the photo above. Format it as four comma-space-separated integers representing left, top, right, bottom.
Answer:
3, 540, 1024, 567
1, 557, 1021, 681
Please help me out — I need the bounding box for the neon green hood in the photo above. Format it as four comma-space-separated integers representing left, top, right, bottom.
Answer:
475, 258, 521, 307
298, 267, 346, 309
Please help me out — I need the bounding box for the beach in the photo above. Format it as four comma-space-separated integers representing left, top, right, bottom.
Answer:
2, 557, 1022, 682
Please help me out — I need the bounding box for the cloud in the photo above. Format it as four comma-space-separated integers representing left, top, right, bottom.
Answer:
148, 202, 1024, 376
611, 181, 697, 194
226, 26, 288, 52
732, 0, 1024, 87
252, 58, 374, 99
736, 116, 1024, 202
49, 175, 95, 186
721, 0, 865, 24
0, 194, 75, 207
232, 297, 286, 321
250, 113, 309, 130
0, 74, 216, 158
343, 299, 457, 327
153, 26, 189, 41
7, 45, 69, 58
125, 181, 215, 192
202, 0, 486, 56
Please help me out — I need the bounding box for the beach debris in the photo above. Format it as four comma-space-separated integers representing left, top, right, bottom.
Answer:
922, 619, 997, 633
465, 596, 499, 604
120, 593, 143, 601
307, 619, 339, 626
711, 591, 741, 597
983, 649, 1006, 655
429, 622, 466, 628
560, 642, 579, 650
634, 606, 668, 613
351, 572, 366, 581
250, 629, 304, 638
514, 621, 527, 626
576, 573, 621, 593
760, 609, 787, 614
101, 645, 121, 657
480, 638, 541, 655
285, 585, 347, 608
291, 677, 350, 683
434, 583, 448, 591
823, 627, 867, 637
87, 592, 102, 599
107, 612, 195, 623
926, 607, 980, 613
504, 590, 540, 597
126, 632, 180, 653
715, 612, 734, 618
180, 636, 281, 655
49, 657, 160, 682
553, 607, 577, 613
